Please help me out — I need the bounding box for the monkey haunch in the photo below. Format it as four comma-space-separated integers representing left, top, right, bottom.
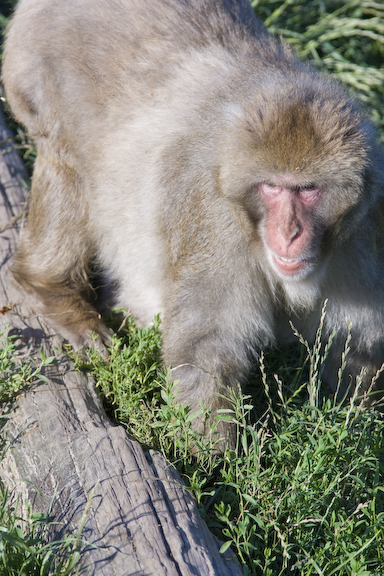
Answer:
3, 0, 384, 443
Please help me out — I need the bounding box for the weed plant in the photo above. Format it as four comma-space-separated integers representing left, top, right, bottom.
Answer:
0, 488, 84, 576
0, 327, 85, 575
0, 326, 55, 405
71, 310, 384, 576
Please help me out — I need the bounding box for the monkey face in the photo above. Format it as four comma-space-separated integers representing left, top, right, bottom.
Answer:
258, 180, 322, 279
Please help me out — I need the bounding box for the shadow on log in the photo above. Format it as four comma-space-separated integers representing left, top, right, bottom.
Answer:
0, 108, 242, 576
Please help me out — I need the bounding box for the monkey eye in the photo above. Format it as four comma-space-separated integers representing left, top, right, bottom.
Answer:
299, 184, 317, 192
298, 186, 320, 203
259, 182, 320, 204
293, 183, 315, 192
261, 183, 281, 196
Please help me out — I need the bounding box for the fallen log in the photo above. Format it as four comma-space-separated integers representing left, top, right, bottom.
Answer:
0, 107, 242, 576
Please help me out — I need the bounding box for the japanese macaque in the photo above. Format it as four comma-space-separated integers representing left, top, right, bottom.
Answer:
3, 0, 384, 444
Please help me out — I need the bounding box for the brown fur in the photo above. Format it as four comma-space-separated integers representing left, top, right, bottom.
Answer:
3, 0, 384, 446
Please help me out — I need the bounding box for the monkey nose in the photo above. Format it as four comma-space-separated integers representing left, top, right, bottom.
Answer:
278, 222, 302, 246
289, 224, 302, 244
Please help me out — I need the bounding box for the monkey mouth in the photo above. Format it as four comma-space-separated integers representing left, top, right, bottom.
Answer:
273, 255, 312, 276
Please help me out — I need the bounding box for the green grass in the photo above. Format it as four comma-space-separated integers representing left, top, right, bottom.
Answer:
69, 311, 384, 576
1, 312, 384, 575
0, 489, 84, 576
0, 0, 384, 574
0, 326, 56, 405
0, 327, 85, 575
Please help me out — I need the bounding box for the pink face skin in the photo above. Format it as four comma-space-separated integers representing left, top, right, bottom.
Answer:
258, 179, 322, 278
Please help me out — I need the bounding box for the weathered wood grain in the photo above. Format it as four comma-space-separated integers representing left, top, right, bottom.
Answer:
0, 107, 242, 576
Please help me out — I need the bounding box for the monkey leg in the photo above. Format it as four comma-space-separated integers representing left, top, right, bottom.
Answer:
13, 154, 111, 349
163, 325, 250, 449
170, 365, 238, 450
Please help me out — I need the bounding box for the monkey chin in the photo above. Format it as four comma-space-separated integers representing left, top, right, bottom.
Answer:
264, 251, 327, 310
279, 259, 331, 312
